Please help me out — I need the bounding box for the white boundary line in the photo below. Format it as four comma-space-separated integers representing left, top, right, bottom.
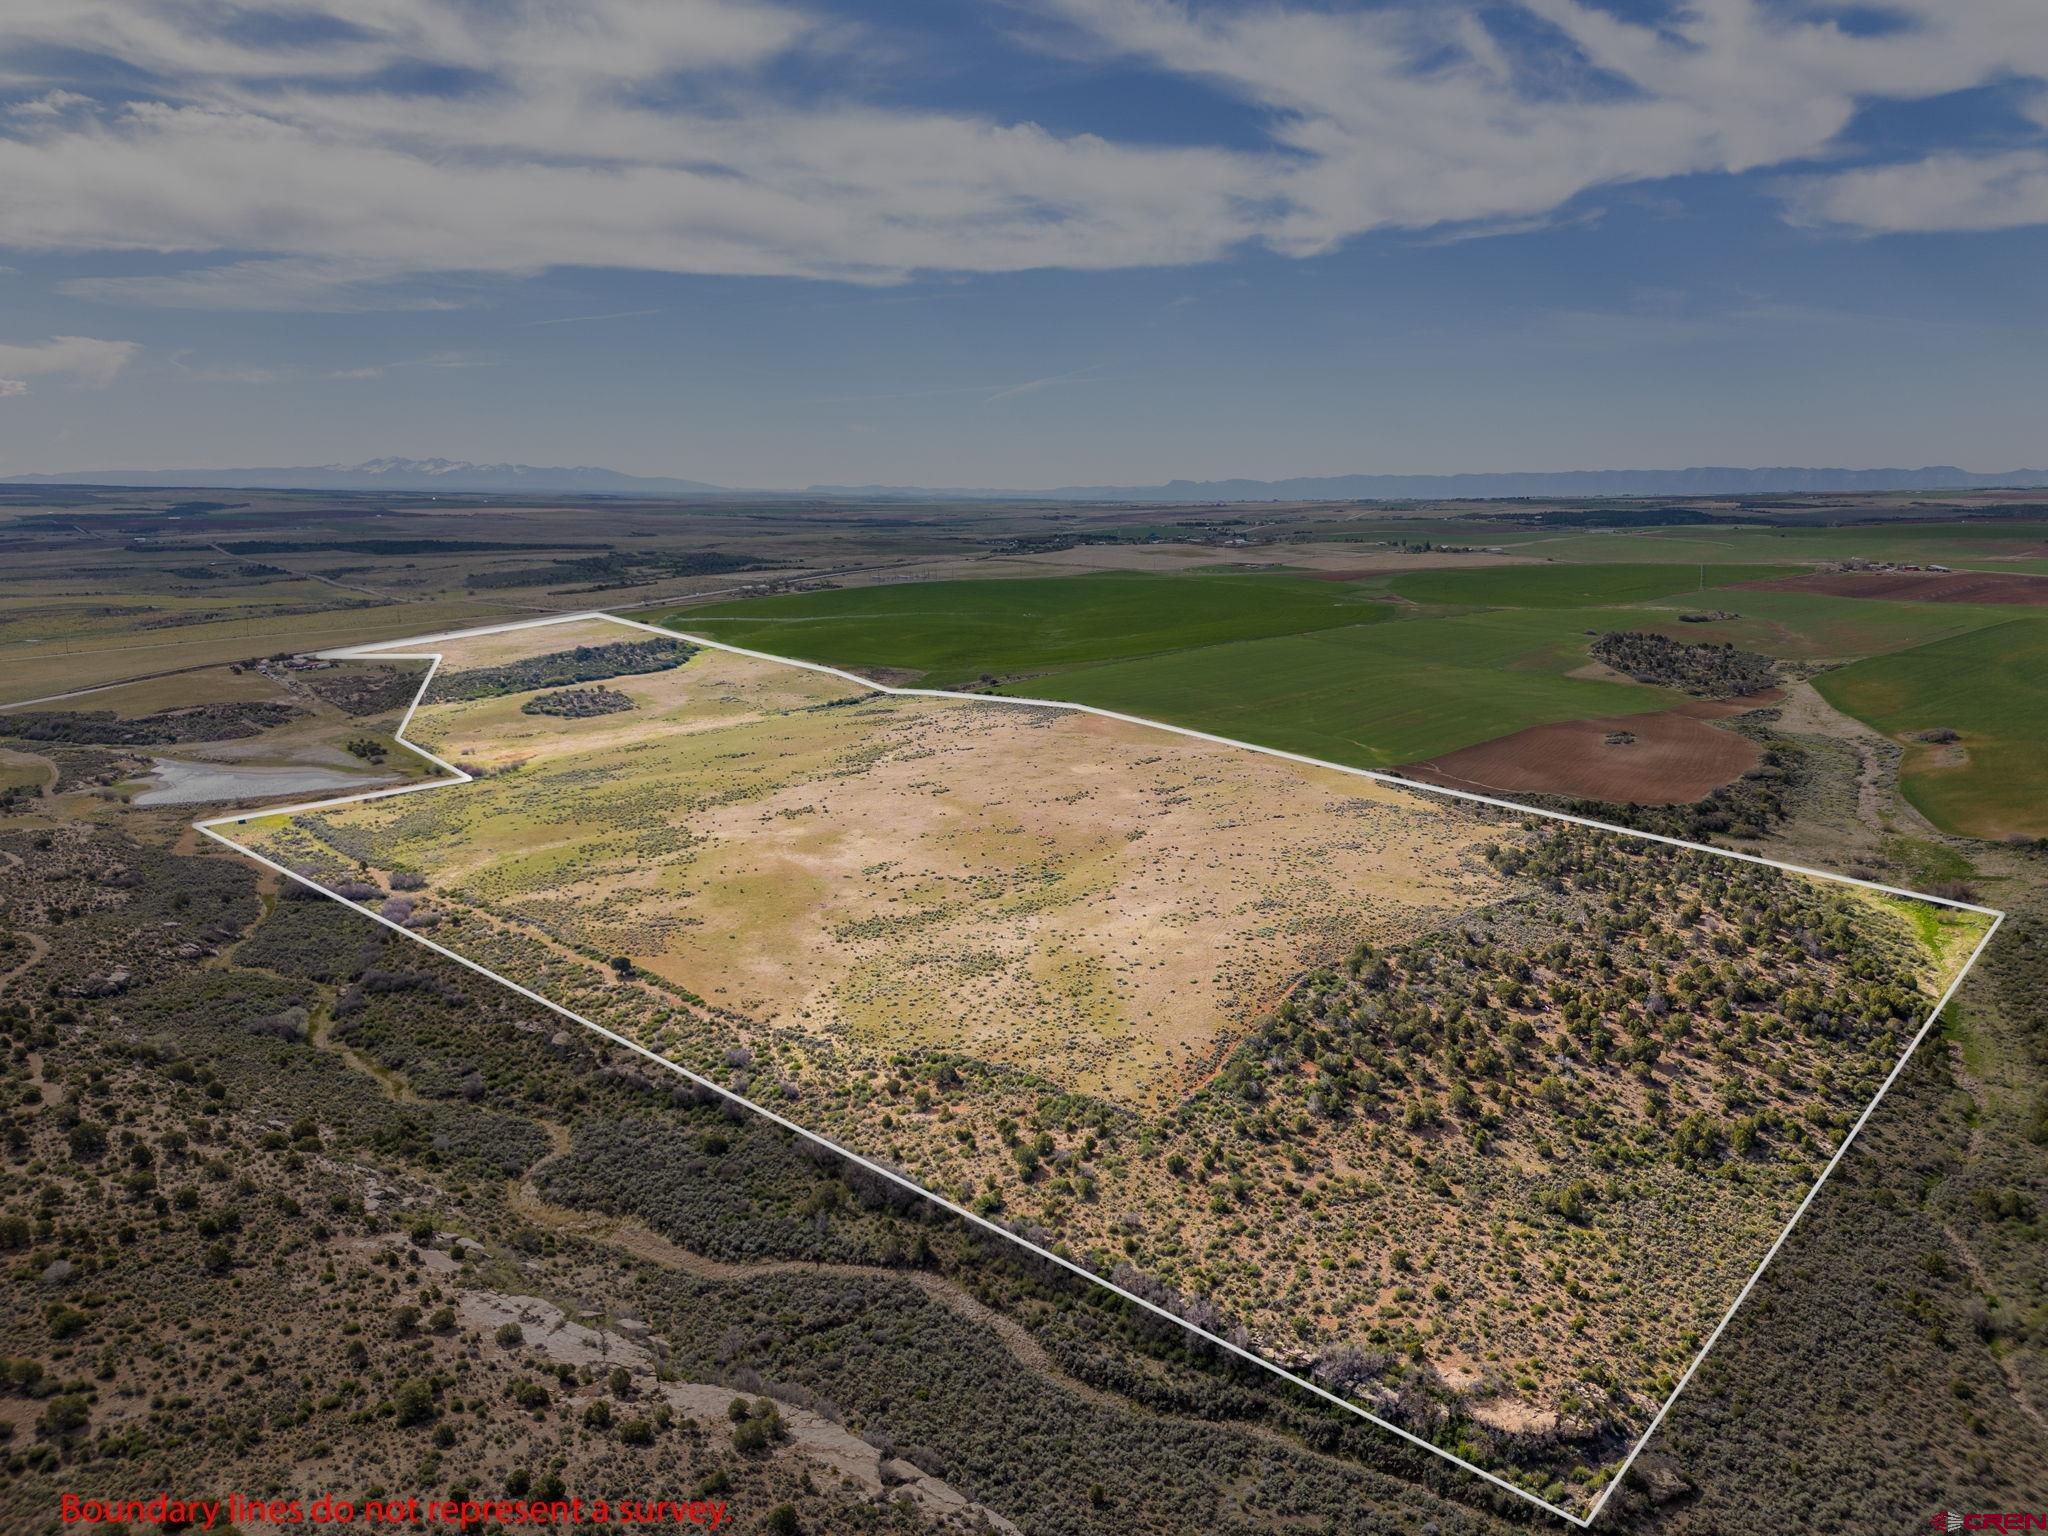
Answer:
191, 609, 2005, 1526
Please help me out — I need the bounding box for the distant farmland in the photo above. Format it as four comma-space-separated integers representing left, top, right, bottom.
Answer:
1384, 562, 1801, 608
677, 562, 2042, 838
676, 569, 1394, 686
680, 572, 1720, 771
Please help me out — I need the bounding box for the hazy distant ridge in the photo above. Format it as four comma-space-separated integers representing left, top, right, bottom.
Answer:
815, 465, 2048, 500
7, 457, 723, 495
10, 457, 2047, 501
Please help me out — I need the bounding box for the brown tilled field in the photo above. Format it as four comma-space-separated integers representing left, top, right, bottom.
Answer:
1740, 569, 2048, 604
1396, 694, 1770, 803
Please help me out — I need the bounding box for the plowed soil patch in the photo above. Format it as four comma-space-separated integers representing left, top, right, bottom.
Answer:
1740, 570, 2048, 605
1397, 696, 1770, 804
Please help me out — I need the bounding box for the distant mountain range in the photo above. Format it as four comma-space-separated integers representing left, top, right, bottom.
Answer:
6, 457, 724, 496
816, 465, 2048, 500
10, 457, 2048, 502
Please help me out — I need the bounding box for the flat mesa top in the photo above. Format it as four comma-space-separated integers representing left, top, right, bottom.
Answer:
222, 615, 1992, 1519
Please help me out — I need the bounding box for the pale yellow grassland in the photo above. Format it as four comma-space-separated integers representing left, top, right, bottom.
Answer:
270, 624, 1506, 1107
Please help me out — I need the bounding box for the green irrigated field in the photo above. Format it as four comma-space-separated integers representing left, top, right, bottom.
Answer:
676, 575, 1795, 768
996, 608, 1678, 767
1495, 521, 2048, 571
1637, 587, 2018, 662
673, 570, 1394, 685
1384, 562, 1798, 608
1814, 616, 2048, 840
671, 538, 2048, 834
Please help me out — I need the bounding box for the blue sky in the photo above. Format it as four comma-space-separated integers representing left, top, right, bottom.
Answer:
2, 0, 2047, 487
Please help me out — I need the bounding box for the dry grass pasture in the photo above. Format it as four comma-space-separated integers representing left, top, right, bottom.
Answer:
223, 617, 1990, 1513
264, 620, 1504, 1109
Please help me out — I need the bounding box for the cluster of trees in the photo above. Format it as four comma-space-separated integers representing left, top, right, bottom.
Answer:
0, 701, 301, 746
297, 663, 422, 717
425, 638, 698, 704
521, 686, 636, 719
1621, 910, 2048, 1527
1213, 826, 1915, 1178
1589, 631, 1777, 698
464, 551, 769, 591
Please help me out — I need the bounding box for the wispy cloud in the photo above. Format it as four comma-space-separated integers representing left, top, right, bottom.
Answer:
5, 0, 2048, 312
8, 89, 90, 117
1513, 289, 2005, 355
327, 352, 501, 381
0, 333, 140, 395
1414, 206, 1607, 247
1782, 149, 2048, 233
983, 366, 1106, 403
162, 348, 497, 384
1038, 0, 2048, 246
58, 257, 474, 313
515, 308, 664, 328
172, 362, 292, 385
817, 366, 1107, 405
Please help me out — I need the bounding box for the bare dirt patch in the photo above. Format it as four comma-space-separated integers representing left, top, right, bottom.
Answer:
1739, 570, 2048, 605
1397, 694, 1775, 804
458, 1285, 1021, 1532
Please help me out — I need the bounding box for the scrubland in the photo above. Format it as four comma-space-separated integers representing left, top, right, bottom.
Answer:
227, 621, 1986, 1509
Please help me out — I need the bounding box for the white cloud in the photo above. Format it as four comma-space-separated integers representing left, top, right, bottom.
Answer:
1783, 149, 2048, 233
0, 0, 810, 86
2, 94, 1263, 288
1041, 0, 2048, 245
0, 379, 28, 396
8, 89, 90, 116
2, 0, 2046, 307
59, 258, 473, 312
0, 334, 140, 391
